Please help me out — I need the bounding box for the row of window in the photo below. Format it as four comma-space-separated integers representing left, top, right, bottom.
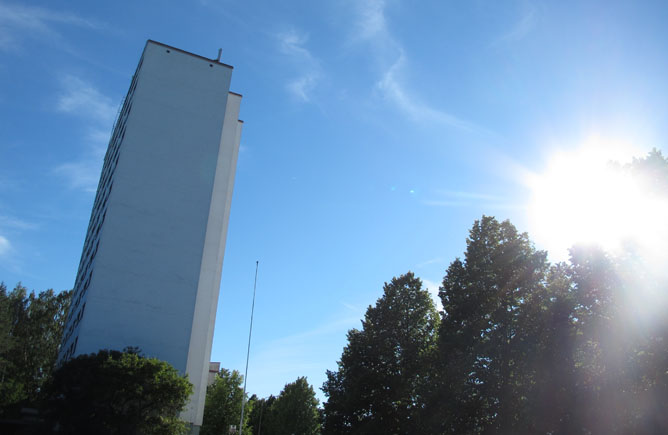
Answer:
67, 104, 127, 316
59, 55, 144, 360
61, 301, 85, 353
60, 336, 78, 363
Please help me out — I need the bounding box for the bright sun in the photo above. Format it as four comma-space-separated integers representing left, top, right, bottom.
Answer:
527, 138, 668, 263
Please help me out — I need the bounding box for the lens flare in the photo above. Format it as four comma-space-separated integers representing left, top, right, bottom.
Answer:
527, 139, 668, 267
527, 139, 668, 323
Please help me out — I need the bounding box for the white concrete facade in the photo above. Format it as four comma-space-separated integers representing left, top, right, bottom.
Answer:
58, 40, 242, 428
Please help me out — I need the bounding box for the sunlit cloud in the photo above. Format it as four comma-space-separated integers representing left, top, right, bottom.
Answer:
0, 234, 11, 256
0, 2, 101, 52
57, 75, 117, 124
0, 211, 38, 268
0, 231, 24, 274
277, 29, 321, 102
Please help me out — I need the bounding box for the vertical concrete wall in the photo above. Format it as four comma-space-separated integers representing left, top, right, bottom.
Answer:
65, 40, 241, 428
183, 92, 242, 424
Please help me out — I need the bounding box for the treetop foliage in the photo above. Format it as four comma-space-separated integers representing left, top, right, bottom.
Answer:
260, 377, 321, 435
322, 272, 438, 433
0, 283, 70, 414
202, 371, 321, 435
200, 368, 250, 435
42, 348, 193, 435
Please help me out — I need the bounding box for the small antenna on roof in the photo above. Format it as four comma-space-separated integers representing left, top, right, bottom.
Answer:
216, 48, 222, 62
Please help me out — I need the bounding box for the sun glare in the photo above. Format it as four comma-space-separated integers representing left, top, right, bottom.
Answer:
527, 138, 668, 264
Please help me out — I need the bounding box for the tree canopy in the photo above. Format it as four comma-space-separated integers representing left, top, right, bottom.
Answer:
436, 216, 548, 433
322, 208, 668, 433
260, 377, 320, 435
200, 368, 251, 435
0, 283, 70, 414
203, 373, 321, 435
322, 272, 438, 434
42, 348, 192, 435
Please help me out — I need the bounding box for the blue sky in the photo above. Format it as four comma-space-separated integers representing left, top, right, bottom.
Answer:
1, 0, 668, 402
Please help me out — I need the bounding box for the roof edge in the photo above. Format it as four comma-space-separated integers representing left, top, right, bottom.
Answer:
146, 40, 234, 70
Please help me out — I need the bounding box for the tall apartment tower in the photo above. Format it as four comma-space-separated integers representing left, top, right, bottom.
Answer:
58, 40, 242, 430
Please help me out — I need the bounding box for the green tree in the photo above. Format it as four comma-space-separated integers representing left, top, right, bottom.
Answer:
262, 377, 320, 435
436, 216, 549, 433
42, 348, 192, 435
201, 368, 251, 435
0, 283, 70, 412
322, 272, 439, 434
431, 203, 667, 433
247, 395, 276, 435
518, 263, 580, 433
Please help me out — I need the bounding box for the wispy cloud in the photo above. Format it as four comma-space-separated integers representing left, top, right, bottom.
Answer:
277, 29, 321, 102
286, 74, 319, 103
341, 301, 364, 314
0, 234, 11, 256
0, 215, 37, 231
56, 75, 116, 124
279, 29, 313, 58
415, 257, 445, 268
492, 2, 537, 47
268, 316, 362, 345
53, 75, 117, 192
353, 0, 388, 42
435, 190, 506, 202
244, 315, 360, 400
377, 52, 481, 132
54, 159, 103, 193
0, 210, 38, 267
349, 1, 484, 134
422, 189, 515, 209
53, 129, 108, 192
0, 2, 101, 52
